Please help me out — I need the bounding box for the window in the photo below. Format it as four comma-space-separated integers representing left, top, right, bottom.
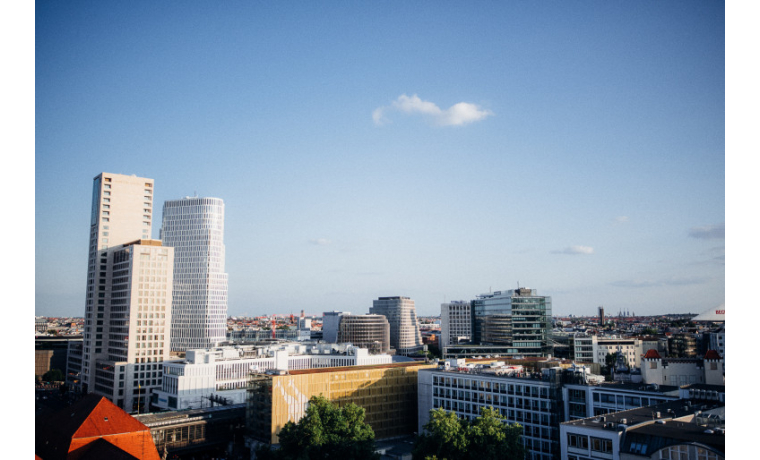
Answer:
567, 434, 588, 449
591, 437, 612, 453
660, 445, 689, 460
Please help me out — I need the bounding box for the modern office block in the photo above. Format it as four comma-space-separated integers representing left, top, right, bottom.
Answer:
81, 173, 155, 395
370, 296, 423, 356
337, 314, 391, 354
321, 311, 350, 343
246, 362, 436, 445
440, 301, 471, 348
471, 288, 552, 357
160, 197, 228, 352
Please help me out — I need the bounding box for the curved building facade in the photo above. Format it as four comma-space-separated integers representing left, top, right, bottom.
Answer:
337, 315, 391, 354
160, 197, 228, 351
370, 296, 423, 356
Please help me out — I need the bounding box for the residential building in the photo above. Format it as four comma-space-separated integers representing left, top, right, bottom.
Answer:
81, 172, 154, 394
35, 335, 82, 380
154, 343, 392, 411
668, 333, 697, 358
471, 288, 552, 357
337, 314, 391, 354
641, 349, 724, 387
593, 337, 643, 369
161, 197, 228, 352
246, 361, 436, 446
418, 359, 564, 460
370, 296, 423, 356
568, 334, 594, 363
440, 301, 471, 348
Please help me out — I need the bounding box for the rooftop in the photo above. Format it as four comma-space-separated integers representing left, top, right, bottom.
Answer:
562, 399, 723, 429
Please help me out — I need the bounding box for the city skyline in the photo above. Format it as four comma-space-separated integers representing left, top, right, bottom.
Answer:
36, 2, 725, 318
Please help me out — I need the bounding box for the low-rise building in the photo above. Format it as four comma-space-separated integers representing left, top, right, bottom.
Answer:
561, 399, 725, 460
641, 350, 724, 387
246, 361, 436, 447
153, 342, 392, 411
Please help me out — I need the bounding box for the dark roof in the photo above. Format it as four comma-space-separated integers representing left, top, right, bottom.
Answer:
68, 438, 140, 460
622, 420, 724, 456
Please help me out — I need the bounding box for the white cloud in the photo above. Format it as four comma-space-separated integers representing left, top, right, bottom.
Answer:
688, 223, 725, 240
614, 216, 629, 224
309, 238, 331, 246
373, 94, 493, 126
552, 245, 594, 255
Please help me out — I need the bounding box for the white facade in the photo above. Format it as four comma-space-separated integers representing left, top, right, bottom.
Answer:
160, 197, 228, 351
641, 351, 724, 387
593, 337, 643, 368
91, 240, 174, 413
440, 301, 471, 348
370, 296, 423, 356
418, 361, 561, 460
154, 343, 392, 411
81, 173, 155, 398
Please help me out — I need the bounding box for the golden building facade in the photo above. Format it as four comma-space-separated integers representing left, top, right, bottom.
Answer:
246, 362, 435, 444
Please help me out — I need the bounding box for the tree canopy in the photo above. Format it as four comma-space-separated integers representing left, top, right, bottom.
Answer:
255, 395, 379, 460
413, 407, 526, 460
42, 368, 64, 382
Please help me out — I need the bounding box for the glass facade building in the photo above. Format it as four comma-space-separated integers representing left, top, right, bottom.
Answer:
471, 288, 552, 356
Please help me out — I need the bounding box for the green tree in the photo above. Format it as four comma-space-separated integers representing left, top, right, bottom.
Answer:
255, 396, 379, 460
413, 407, 525, 460
42, 368, 64, 382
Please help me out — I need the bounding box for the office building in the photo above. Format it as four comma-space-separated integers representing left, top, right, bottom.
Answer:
161, 197, 228, 351
471, 288, 552, 356
321, 311, 350, 343
80, 172, 155, 395
246, 362, 436, 446
598, 306, 605, 326
440, 301, 471, 348
370, 296, 423, 356
561, 399, 725, 460
337, 314, 391, 354
154, 342, 392, 411
593, 337, 643, 369
418, 359, 564, 460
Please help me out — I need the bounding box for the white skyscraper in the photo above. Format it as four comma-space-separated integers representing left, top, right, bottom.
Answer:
370, 296, 423, 356
160, 197, 228, 351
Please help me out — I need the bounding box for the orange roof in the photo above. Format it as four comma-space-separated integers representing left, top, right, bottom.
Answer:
643, 349, 662, 359
36, 395, 160, 460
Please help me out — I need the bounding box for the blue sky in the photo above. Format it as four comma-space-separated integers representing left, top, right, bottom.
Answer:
35, 1, 725, 318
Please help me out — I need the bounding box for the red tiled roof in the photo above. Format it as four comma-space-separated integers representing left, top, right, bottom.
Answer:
643, 349, 662, 359
36, 394, 160, 460
704, 350, 722, 360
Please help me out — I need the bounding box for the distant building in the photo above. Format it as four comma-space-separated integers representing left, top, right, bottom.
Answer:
593, 337, 643, 369
440, 301, 471, 348
36, 394, 161, 460
641, 349, 724, 386
161, 197, 228, 352
568, 334, 594, 362
668, 333, 697, 358
35, 335, 82, 380
337, 314, 391, 354
471, 288, 552, 357
246, 361, 436, 446
598, 306, 605, 326
321, 311, 350, 343
36, 317, 49, 334
370, 296, 423, 356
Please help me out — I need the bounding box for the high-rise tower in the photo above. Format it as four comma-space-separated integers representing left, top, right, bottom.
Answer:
370, 296, 423, 356
160, 197, 228, 351
80, 173, 172, 412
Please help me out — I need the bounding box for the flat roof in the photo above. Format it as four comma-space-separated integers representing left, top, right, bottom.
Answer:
285, 361, 434, 375
562, 399, 723, 428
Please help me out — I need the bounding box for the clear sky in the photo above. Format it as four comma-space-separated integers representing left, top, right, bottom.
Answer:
35, 1, 725, 318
